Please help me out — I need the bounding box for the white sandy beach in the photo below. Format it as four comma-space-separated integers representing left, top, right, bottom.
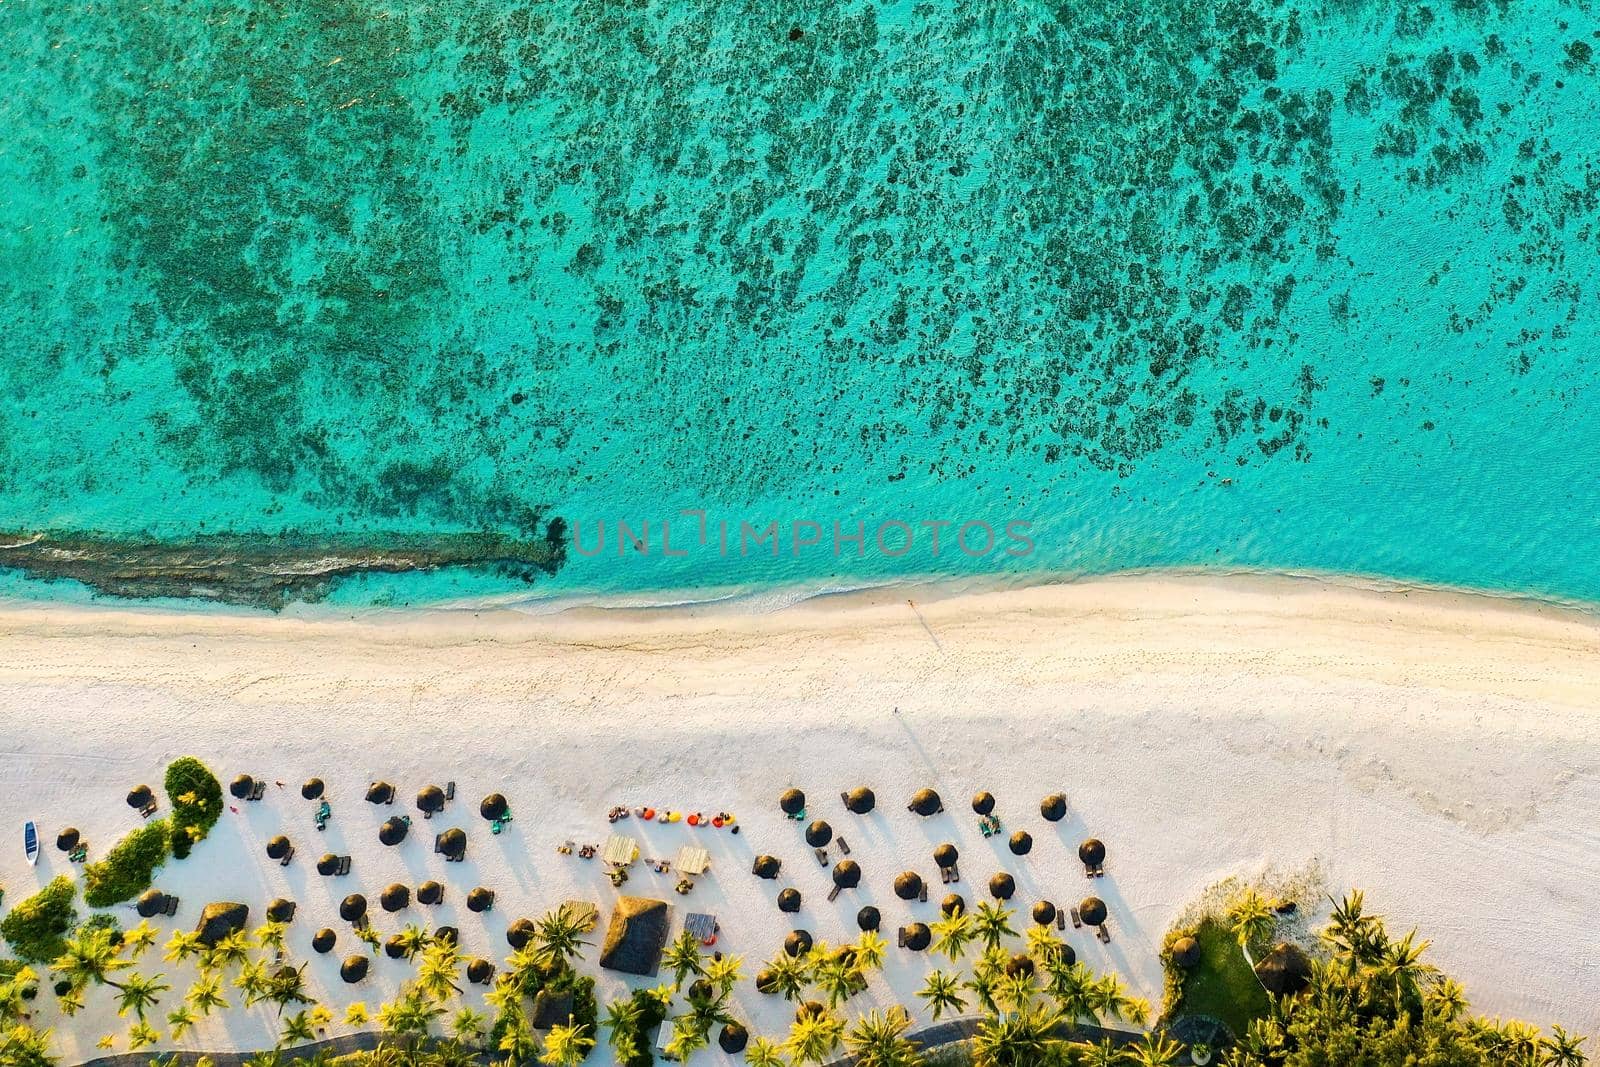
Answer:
0, 574, 1597, 1062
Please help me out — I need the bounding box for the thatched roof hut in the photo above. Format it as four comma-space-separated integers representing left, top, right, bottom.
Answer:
416, 785, 445, 814
1079, 897, 1107, 927
598, 896, 671, 977
378, 817, 408, 846
777, 888, 802, 913
971, 791, 996, 815
856, 907, 880, 932
804, 821, 832, 847
1079, 838, 1106, 865
933, 843, 959, 869
989, 873, 1016, 900
339, 894, 367, 922
437, 827, 467, 860
779, 788, 806, 816
56, 828, 79, 852
229, 775, 255, 800
467, 887, 495, 913
1008, 831, 1033, 856
1171, 935, 1202, 969
136, 890, 167, 918
467, 958, 495, 985
417, 881, 444, 906
845, 787, 875, 814
194, 902, 249, 947
784, 929, 813, 957
1255, 942, 1313, 996
506, 918, 535, 950
479, 793, 508, 821
831, 860, 861, 889
1040, 793, 1068, 822
340, 955, 369, 983
941, 893, 966, 917
301, 778, 324, 800
909, 788, 942, 816
900, 923, 931, 951
365, 781, 395, 805
379, 884, 410, 913
266, 898, 296, 923
719, 1022, 749, 1054
312, 929, 336, 954
265, 835, 292, 860
1032, 900, 1057, 926
126, 785, 153, 810
893, 871, 924, 901
752, 855, 782, 880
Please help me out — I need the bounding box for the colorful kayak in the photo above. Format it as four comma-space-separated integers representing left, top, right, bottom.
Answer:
23, 821, 37, 865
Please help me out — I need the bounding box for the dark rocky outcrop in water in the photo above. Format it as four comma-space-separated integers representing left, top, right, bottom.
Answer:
0, 525, 565, 610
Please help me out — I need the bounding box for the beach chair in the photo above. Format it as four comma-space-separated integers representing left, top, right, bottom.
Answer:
249, 781, 266, 801
139, 801, 158, 819
940, 866, 950, 884
918, 882, 928, 903
278, 846, 295, 867
827, 884, 842, 902
950, 863, 960, 883
337, 856, 352, 876
897, 927, 907, 948
68, 844, 88, 863
1070, 907, 1082, 929
685, 912, 719, 946
162, 894, 179, 916
836, 836, 851, 856
1055, 908, 1066, 931
814, 847, 828, 866
1097, 925, 1111, 943
445, 781, 456, 801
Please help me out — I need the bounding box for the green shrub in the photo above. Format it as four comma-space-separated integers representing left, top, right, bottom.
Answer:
0, 876, 79, 963
165, 756, 223, 859
83, 820, 170, 907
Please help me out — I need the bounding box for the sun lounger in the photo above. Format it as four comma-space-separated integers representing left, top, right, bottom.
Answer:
445, 781, 456, 801
1056, 908, 1066, 930
940, 867, 951, 884
827, 884, 842, 902
337, 856, 351, 876
814, 847, 828, 866
139, 801, 158, 819
1071, 907, 1082, 928
279, 846, 295, 866
950, 863, 960, 883
918, 882, 928, 903
1097, 925, 1111, 943
162, 894, 179, 916
249, 781, 266, 801
897, 927, 907, 948
836, 837, 850, 855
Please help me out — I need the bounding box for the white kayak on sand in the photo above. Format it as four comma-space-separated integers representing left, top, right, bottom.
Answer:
23, 821, 38, 865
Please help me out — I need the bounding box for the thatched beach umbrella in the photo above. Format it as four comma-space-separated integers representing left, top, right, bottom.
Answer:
340, 955, 369, 983
366, 781, 395, 805
777, 889, 802, 913
506, 918, 535, 950
339, 894, 367, 923
804, 821, 833, 848
56, 828, 79, 852
301, 778, 324, 800
784, 930, 813, 957
1006, 953, 1035, 978
752, 855, 782, 880
845, 787, 876, 814
989, 873, 1016, 900
1079, 838, 1106, 866
378, 817, 409, 846
136, 890, 166, 918
1041, 793, 1067, 822
126, 785, 153, 810
467, 887, 496, 913
265, 835, 292, 861
941, 893, 966, 917
316, 853, 340, 876
796, 1002, 827, 1023
831, 860, 861, 889
779, 788, 806, 816
229, 775, 255, 800
901, 923, 931, 951
1032, 900, 1057, 926
479, 793, 508, 821
972, 791, 996, 816
467, 958, 495, 985
755, 969, 779, 994
417, 785, 445, 815
1079, 896, 1107, 927
437, 827, 467, 860
312, 929, 336, 954
1255, 942, 1313, 996
385, 935, 408, 960
933, 843, 959, 869
1009, 831, 1033, 856
379, 884, 410, 913
909, 788, 942, 816
435, 926, 459, 946
1171, 936, 1202, 969
719, 1022, 749, 1054
856, 906, 881, 932
266, 898, 296, 923
418, 881, 445, 906
893, 871, 925, 901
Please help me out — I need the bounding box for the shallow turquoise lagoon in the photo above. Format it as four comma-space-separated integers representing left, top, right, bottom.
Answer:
0, 0, 1596, 607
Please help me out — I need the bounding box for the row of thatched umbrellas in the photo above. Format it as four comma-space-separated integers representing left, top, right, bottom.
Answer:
782, 786, 1070, 822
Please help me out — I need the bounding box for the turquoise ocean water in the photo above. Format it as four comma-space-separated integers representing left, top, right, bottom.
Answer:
0, 0, 1597, 609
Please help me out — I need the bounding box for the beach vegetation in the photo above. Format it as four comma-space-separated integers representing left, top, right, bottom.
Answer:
0, 878, 79, 964
83, 820, 171, 907
1162, 917, 1272, 1036
164, 757, 223, 859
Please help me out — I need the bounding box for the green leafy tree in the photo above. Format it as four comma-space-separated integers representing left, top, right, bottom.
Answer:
917, 971, 967, 1021
844, 1007, 923, 1067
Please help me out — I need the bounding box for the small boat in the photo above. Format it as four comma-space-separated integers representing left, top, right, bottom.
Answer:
23, 821, 38, 866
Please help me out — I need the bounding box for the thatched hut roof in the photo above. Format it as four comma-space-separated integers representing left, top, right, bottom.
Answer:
783, 929, 813, 957
933, 843, 959, 869
752, 855, 782, 880
777, 888, 802, 913
1040, 793, 1068, 822
339, 894, 367, 922
312, 929, 336, 954
530, 988, 574, 1030
136, 890, 166, 918
340, 955, 369, 983
1171, 935, 1202, 969
316, 854, 340, 876
378, 818, 408, 846
901, 923, 931, 951
506, 918, 535, 950
479, 793, 508, 821
971, 791, 996, 815
893, 871, 924, 900
56, 827, 79, 852
598, 896, 670, 977
365, 781, 395, 805
1079, 897, 1107, 926
265, 835, 292, 860
941, 893, 966, 917
1032, 900, 1057, 926
804, 821, 832, 847
437, 827, 467, 859
718, 1022, 749, 1054
909, 788, 942, 816
266, 898, 296, 923
126, 785, 153, 809
831, 860, 861, 889
779, 788, 806, 816
301, 778, 324, 800
989, 873, 1016, 900
1079, 838, 1106, 865
379, 884, 410, 913
416, 785, 445, 813
417, 881, 444, 906
845, 787, 876, 814
229, 775, 255, 800
1008, 831, 1033, 856
467, 958, 495, 985
467, 887, 495, 913
194, 902, 249, 947
856, 907, 880, 932
1255, 942, 1313, 996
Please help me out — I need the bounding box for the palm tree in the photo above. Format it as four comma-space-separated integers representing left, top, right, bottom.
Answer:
844, 1007, 923, 1067
234, 959, 271, 1008
663, 1016, 711, 1062
115, 973, 171, 1021
1323, 890, 1382, 963
744, 1037, 789, 1067
51, 927, 132, 993
931, 910, 978, 962
451, 1007, 488, 1046
1025, 925, 1065, 963
204, 930, 255, 971
762, 951, 811, 1002
123, 921, 159, 960
55, 987, 86, 1017
186, 975, 229, 1017
784, 1011, 844, 1066
704, 952, 744, 997
0, 1022, 56, 1067
971, 1003, 1066, 1067
995, 971, 1037, 1013
1117, 1031, 1183, 1066
602, 997, 644, 1062
917, 970, 967, 1022
378, 984, 445, 1043
814, 955, 865, 1009
533, 904, 593, 969
495, 1001, 538, 1064
1227, 890, 1276, 955
1543, 1026, 1588, 1067
1425, 977, 1468, 1022
279, 1010, 316, 1048
1370, 929, 1436, 1014
262, 963, 312, 1016
973, 902, 1018, 954
415, 940, 463, 1004
1088, 974, 1149, 1026
126, 1022, 161, 1051
167, 1005, 198, 1041
1044, 959, 1096, 1023
164, 930, 207, 965
853, 930, 887, 975
344, 1002, 370, 1028
0, 967, 38, 1025
662, 930, 705, 991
